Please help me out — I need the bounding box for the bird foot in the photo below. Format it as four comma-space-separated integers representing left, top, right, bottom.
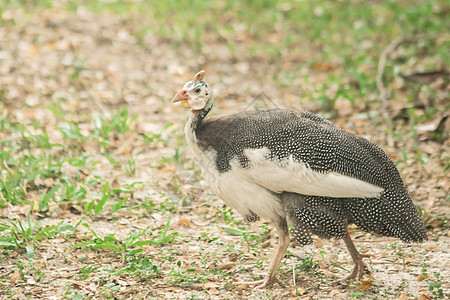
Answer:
235, 276, 285, 289
337, 253, 371, 283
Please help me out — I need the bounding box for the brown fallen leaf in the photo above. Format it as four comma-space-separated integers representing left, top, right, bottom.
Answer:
111, 179, 121, 190
329, 289, 341, 296
291, 287, 307, 296
318, 268, 339, 277
315, 238, 324, 247
418, 294, 432, 300
204, 281, 219, 289
71, 204, 83, 213
429, 219, 441, 228
207, 287, 219, 295
417, 274, 428, 282
58, 209, 74, 218
357, 280, 372, 291
422, 214, 432, 225
217, 262, 236, 270
118, 288, 134, 295
423, 244, 438, 252
178, 218, 192, 227
313, 62, 338, 72
398, 293, 407, 300
10, 270, 21, 284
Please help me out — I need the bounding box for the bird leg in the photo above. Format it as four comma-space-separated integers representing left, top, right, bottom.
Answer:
339, 231, 370, 282
236, 219, 290, 289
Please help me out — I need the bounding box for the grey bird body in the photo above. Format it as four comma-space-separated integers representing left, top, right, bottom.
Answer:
195, 108, 427, 244
173, 71, 427, 288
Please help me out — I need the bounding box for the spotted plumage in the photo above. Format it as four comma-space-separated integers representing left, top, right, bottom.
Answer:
244, 211, 260, 223
198, 109, 401, 189
173, 71, 428, 288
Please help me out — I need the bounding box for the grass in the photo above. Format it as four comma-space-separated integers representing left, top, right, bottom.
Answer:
0, 214, 81, 259
0, 0, 448, 299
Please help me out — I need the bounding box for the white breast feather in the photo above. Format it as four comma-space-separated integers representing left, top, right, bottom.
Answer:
185, 123, 284, 221
215, 164, 285, 221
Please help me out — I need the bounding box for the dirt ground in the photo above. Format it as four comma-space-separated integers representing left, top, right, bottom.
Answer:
0, 6, 449, 300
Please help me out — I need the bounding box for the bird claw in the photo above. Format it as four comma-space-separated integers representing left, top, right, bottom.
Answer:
235, 276, 285, 289
336, 253, 371, 283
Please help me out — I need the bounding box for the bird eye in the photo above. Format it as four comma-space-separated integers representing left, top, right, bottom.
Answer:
194, 88, 201, 93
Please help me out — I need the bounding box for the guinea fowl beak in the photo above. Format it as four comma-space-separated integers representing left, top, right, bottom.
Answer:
172, 90, 191, 107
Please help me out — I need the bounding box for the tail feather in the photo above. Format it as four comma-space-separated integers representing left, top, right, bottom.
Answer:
280, 191, 427, 244
343, 192, 427, 243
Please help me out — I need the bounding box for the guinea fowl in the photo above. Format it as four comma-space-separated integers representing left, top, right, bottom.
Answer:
172, 70, 427, 288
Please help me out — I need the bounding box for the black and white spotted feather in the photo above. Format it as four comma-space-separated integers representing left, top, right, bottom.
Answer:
192, 108, 427, 243
176, 75, 427, 246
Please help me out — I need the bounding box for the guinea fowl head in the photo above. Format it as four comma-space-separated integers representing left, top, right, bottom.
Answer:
172, 70, 214, 112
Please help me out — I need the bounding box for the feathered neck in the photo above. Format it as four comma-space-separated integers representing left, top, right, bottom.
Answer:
189, 99, 214, 132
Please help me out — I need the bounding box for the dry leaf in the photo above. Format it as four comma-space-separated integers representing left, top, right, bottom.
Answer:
10, 270, 21, 284
207, 287, 219, 295
357, 280, 372, 291
204, 281, 219, 289
418, 294, 432, 300
217, 262, 236, 270
71, 205, 83, 213
318, 268, 338, 277
315, 238, 324, 247
313, 62, 338, 72
111, 179, 121, 190
58, 209, 74, 218
423, 244, 438, 252
177, 218, 192, 227
417, 274, 428, 281
329, 289, 341, 296
422, 214, 432, 225
292, 287, 306, 296
398, 293, 407, 300
429, 219, 441, 228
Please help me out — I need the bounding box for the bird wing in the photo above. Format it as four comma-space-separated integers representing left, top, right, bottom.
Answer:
198, 108, 402, 199
240, 148, 384, 198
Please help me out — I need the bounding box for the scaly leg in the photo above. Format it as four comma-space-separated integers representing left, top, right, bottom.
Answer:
339, 231, 370, 282
236, 219, 290, 289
